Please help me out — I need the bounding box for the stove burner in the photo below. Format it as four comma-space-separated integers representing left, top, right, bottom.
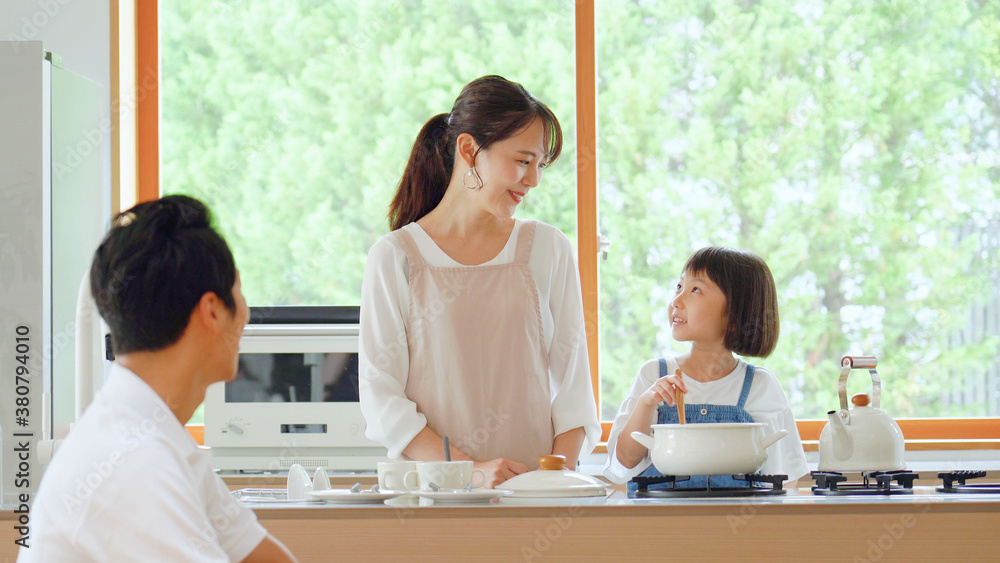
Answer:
631, 473, 788, 498
810, 470, 919, 495
937, 471, 1000, 494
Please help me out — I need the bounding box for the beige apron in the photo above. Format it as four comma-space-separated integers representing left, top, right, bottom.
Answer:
394, 220, 552, 469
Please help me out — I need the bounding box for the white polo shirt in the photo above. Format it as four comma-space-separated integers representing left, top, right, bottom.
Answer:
19, 364, 266, 562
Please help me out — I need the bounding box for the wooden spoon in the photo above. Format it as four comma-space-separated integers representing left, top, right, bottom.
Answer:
675, 368, 686, 424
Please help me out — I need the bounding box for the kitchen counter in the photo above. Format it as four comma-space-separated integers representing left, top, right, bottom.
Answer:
3, 487, 998, 561
241, 487, 998, 561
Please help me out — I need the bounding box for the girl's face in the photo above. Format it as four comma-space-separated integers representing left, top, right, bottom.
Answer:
668, 269, 729, 345
472, 117, 548, 218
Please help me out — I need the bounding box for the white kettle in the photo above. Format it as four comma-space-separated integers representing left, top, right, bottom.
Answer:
818, 356, 905, 471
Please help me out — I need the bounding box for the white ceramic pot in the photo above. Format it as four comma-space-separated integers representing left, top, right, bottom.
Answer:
630, 423, 787, 476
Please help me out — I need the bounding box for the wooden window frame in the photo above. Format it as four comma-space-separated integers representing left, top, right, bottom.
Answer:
132, 0, 998, 449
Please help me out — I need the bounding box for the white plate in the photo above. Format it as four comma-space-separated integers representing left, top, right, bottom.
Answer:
308, 489, 404, 504
414, 489, 513, 503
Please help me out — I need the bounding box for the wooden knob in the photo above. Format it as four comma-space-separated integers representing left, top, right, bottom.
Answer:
538, 455, 567, 470
851, 393, 871, 407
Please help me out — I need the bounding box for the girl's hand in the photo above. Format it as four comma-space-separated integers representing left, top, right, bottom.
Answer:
638, 372, 688, 408
473, 458, 530, 489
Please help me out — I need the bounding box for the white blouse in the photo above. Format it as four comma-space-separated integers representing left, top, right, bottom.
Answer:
604, 356, 809, 484
359, 219, 601, 461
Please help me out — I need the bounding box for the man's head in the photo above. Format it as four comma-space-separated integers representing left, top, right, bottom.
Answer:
90, 195, 241, 355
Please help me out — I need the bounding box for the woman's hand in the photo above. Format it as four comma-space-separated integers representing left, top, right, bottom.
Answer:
473, 458, 530, 489
637, 372, 688, 409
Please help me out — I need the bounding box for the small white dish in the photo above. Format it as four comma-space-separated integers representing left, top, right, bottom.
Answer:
414, 489, 512, 503
308, 489, 404, 504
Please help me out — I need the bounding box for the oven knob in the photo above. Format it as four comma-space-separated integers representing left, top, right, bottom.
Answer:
227, 421, 244, 435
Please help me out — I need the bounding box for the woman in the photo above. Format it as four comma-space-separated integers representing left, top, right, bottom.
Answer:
359, 75, 600, 488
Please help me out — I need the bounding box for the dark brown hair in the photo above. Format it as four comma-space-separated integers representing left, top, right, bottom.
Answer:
683, 246, 780, 358
388, 75, 563, 230
91, 195, 236, 354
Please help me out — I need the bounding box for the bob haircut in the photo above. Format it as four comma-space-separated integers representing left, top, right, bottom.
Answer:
682, 246, 779, 358
388, 75, 563, 231
90, 195, 237, 354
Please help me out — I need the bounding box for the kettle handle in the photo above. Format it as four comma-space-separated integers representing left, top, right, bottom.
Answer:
838, 355, 880, 411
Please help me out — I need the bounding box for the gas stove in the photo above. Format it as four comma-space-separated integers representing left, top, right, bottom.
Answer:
936, 471, 1000, 494
630, 473, 788, 498
809, 470, 918, 495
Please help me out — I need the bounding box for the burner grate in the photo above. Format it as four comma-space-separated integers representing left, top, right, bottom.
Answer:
631, 473, 788, 498
810, 470, 918, 496
937, 471, 1000, 494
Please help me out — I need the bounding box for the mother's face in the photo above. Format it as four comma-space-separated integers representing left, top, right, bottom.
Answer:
473, 117, 549, 219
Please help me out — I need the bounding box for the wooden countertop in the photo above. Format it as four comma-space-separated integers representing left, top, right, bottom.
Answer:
245, 489, 1000, 561
6, 486, 999, 561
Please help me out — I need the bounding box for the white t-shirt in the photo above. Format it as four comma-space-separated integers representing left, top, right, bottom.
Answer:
20, 364, 266, 562
604, 356, 809, 484
359, 219, 601, 460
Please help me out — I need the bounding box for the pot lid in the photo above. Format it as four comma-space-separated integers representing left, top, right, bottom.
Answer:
496, 456, 609, 497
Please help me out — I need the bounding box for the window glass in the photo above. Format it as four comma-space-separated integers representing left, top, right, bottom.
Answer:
597, 1, 1000, 420
160, 0, 577, 310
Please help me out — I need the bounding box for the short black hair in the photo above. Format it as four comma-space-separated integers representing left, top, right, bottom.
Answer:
90, 195, 237, 354
683, 246, 780, 358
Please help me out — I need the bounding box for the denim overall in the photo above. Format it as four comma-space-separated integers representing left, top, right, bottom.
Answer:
627, 358, 757, 492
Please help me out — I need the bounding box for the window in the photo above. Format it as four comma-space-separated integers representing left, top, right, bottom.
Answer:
160, 0, 578, 307
143, 1, 1000, 435
596, 1, 1000, 421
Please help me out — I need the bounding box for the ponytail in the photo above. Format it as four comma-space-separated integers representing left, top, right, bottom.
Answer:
388, 113, 452, 231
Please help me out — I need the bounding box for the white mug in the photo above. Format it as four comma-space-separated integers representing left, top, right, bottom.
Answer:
377, 461, 417, 492
404, 460, 486, 492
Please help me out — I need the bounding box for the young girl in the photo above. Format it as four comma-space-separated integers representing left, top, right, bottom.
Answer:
604, 246, 808, 490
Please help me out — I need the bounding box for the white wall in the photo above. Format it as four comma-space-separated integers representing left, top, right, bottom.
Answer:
1, 0, 112, 216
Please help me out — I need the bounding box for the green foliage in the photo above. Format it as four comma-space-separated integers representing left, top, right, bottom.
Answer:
161, 0, 578, 309
597, 0, 1000, 418
163, 0, 999, 421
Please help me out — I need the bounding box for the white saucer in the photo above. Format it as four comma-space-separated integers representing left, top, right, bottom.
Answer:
308, 489, 404, 504
414, 489, 513, 503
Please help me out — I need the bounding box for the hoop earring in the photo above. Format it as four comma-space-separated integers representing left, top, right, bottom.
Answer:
463, 168, 483, 190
